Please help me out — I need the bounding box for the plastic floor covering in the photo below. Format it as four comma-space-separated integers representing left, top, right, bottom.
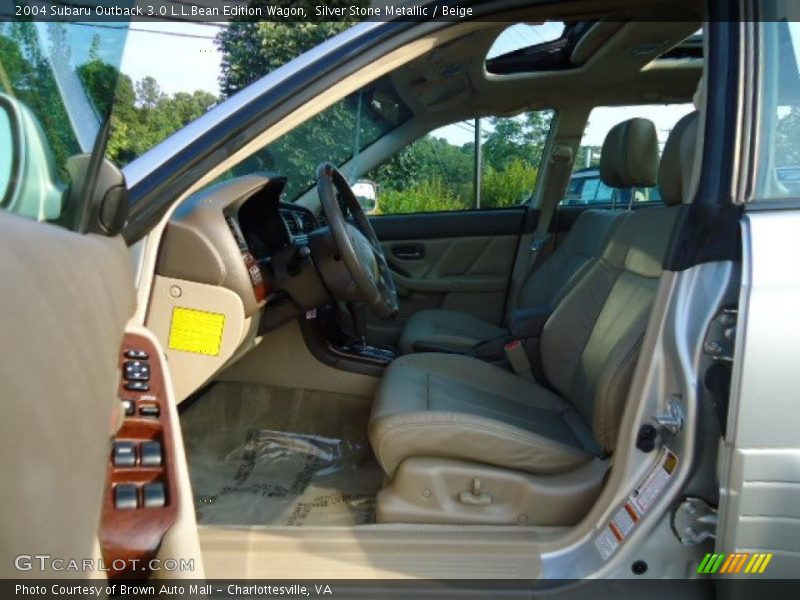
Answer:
180, 382, 384, 527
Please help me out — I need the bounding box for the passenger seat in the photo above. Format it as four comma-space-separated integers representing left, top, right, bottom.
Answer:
398, 118, 660, 354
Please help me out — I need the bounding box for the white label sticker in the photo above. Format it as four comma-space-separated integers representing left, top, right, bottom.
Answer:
611, 505, 637, 538
631, 447, 678, 514
595, 448, 677, 561
594, 527, 620, 560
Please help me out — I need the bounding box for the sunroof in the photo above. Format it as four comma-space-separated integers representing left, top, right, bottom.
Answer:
485, 22, 596, 75
487, 22, 566, 60
658, 29, 703, 61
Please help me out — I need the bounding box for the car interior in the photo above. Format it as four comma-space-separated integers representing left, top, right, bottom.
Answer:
4, 0, 744, 583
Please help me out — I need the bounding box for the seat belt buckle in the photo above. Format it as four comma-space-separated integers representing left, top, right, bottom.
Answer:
504, 340, 533, 379
529, 236, 548, 253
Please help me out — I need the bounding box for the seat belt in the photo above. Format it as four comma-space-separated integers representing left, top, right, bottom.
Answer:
505, 143, 575, 319
527, 143, 574, 274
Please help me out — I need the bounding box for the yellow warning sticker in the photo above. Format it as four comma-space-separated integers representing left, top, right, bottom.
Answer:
168, 307, 225, 356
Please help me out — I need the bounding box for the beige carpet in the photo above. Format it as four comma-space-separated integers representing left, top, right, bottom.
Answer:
180, 382, 384, 526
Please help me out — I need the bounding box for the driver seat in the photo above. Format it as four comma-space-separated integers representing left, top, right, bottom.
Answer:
368, 112, 699, 525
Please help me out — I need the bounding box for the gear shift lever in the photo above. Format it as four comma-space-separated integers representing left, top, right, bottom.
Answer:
346, 301, 368, 348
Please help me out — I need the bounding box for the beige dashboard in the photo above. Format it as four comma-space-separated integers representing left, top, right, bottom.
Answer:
145, 175, 283, 402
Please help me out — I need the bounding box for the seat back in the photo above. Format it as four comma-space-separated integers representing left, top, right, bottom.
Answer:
540, 112, 699, 454
513, 118, 660, 320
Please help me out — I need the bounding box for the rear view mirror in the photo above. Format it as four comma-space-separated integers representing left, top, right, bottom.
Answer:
0, 93, 63, 221
352, 179, 379, 214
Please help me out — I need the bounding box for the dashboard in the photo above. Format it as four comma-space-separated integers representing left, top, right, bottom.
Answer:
150, 173, 329, 402
156, 173, 321, 320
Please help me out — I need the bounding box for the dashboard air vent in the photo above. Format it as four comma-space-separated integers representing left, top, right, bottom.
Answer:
280, 209, 302, 236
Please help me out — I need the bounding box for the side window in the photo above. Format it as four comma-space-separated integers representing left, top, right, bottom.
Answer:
754, 18, 800, 201
561, 103, 696, 206
368, 111, 554, 215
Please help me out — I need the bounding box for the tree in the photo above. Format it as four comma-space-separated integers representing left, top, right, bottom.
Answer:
482, 112, 551, 172
215, 2, 366, 97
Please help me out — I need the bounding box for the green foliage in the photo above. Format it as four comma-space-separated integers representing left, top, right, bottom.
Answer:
480, 159, 539, 208
482, 112, 551, 172
367, 135, 474, 201
370, 113, 552, 214
377, 178, 469, 215
215, 2, 363, 98
103, 75, 217, 164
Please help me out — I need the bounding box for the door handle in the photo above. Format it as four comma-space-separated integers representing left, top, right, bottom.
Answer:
391, 244, 425, 260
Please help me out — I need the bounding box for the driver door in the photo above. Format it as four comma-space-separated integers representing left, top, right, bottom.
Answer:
0, 23, 136, 576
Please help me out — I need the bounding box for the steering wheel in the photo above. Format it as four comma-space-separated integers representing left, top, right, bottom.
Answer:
316, 163, 398, 319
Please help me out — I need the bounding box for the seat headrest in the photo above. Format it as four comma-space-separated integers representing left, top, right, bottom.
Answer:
657, 111, 699, 206
599, 118, 659, 189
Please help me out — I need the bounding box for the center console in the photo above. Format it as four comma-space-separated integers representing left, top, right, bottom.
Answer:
300, 303, 397, 376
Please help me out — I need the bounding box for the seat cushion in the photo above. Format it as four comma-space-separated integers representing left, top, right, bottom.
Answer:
398, 309, 507, 354
369, 353, 600, 477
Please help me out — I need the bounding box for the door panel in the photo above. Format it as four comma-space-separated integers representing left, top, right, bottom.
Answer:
366, 209, 526, 344
370, 208, 528, 240
0, 212, 135, 576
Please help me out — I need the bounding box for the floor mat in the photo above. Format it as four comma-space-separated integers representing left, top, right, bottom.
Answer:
180, 382, 384, 527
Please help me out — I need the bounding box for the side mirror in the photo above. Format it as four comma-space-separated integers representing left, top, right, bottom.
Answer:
0, 99, 15, 207
0, 94, 64, 220
0, 93, 128, 233
352, 179, 379, 214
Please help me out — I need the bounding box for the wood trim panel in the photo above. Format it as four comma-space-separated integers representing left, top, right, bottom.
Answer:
99, 333, 178, 580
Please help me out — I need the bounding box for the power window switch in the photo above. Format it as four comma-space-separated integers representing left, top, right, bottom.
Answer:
140, 441, 162, 467
113, 441, 136, 467
114, 484, 138, 510
142, 482, 166, 508
124, 381, 150, 392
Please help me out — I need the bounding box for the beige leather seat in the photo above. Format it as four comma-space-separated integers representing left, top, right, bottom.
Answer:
369, 113, 698, 524
398, 118, 660, 354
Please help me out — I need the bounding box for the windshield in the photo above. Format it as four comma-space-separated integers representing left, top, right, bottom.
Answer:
223, 78, 412, 201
